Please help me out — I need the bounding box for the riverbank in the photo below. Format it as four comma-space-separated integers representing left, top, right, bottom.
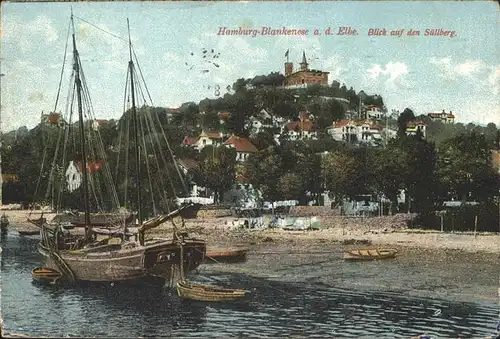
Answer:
1, 210, 499, 320
3, 209, 500, 253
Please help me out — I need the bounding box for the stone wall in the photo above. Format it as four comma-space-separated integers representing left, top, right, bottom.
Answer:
288, 205, 341, 217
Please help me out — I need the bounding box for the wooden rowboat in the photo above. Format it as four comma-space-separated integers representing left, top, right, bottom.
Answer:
343, 248, 398, 261
205, 248, 248, 263
32, 267, 63, 285
19, 230, 40, 236
176, 280, 247, 302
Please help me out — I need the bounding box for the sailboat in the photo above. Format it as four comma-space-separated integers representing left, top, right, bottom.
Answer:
27, 13, 206, 286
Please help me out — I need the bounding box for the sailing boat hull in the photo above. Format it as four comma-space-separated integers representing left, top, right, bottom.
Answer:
38, 239, 205, 284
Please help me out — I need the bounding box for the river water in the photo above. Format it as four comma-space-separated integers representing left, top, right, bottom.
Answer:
1, 230, 498, 338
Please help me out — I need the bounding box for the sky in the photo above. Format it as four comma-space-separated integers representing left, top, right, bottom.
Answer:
1, 1, 499, 132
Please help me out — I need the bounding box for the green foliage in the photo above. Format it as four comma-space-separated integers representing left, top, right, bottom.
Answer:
189, 146, 236, 203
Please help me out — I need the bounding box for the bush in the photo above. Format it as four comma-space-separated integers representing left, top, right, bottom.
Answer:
413, 202, 500, 232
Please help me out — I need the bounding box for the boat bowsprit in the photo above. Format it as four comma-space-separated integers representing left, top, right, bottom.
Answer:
343, 248, 398, 261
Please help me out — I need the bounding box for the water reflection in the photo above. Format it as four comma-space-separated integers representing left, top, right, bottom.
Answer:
1, 227, 497, 338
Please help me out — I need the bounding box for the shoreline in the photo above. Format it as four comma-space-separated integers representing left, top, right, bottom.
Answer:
2, 209, 500, 253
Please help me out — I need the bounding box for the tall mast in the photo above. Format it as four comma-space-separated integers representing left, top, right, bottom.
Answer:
71, 11, 92, 240
127, 19, 143, 245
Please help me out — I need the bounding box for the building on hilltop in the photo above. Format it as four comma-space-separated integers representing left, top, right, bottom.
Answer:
284, 51, 329, 89
427, 110, 455, 124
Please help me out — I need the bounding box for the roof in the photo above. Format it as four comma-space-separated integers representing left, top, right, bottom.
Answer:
334, 119, 375, 127
182, 136, 199, 145
407, 120, 427, 127
428, 113, 455, 119
285, 119, 315, 132
166, 108, 181, 114
93, 119, 108, 126
44, 112, 62, 124
224, 135, 258, 153
218, 112, 231, 121
178, 158, 199, 170
200, 131, 223, 139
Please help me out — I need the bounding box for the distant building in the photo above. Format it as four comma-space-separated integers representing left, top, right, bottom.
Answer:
284, 51, 329, 88
363, 105, 384, 120
329, 119, 383, 145
182, 131, 223, 151
223, 135, 259, 162
282, 111, 317, 141
406, 120, 427, 138
91, 119, 108, 131
427, 110, 455, 124
41, 112, 66, 128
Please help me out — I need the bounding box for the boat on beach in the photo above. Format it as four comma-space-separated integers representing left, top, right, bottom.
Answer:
205, 248, 248, 263
26, 12, 206, 286
343, 248, 398, 261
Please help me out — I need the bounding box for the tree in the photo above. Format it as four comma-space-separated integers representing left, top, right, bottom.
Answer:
397, 108, 416, 138
438, 132, 499, 203
246, 146, 284, 204
190, 145, 236, 204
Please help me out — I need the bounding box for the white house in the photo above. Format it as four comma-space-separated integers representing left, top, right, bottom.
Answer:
405, 120, 427, 138
364, 105, 384, 120
329, 119, 382, 145
182, 131, 224, 151
427, 110, 455, 124
223, 135, 259, 162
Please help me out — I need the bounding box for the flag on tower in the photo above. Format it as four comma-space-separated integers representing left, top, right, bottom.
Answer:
285, 49, 289, 58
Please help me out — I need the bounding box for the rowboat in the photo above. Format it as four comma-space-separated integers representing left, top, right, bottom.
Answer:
18, 230, 40, 236
176, 280, 247, 302
205, 248, 248, 263
32, 267, 63, 285
343, 248, 398, 261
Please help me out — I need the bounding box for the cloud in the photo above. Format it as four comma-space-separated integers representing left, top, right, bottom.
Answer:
429, 57, 487, 79
3, 15, 59, 54
488, 65, 500, 95
365, 62, 409, 90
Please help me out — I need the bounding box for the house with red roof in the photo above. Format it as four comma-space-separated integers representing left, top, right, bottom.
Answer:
223, 134, 258, 162
427, 110, 455, 124
181, 130, 224, 151
42, 112, 66, 127
282, 110, 317, 141
91, 119, 108, 131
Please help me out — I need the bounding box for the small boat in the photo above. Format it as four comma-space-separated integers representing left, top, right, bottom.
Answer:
32, 267, 63, 285
18, 229, 41, 236
176, 280, 247, 302
343, 248, 398, 261
205, 248, 248, 263
176, 240, 248, 302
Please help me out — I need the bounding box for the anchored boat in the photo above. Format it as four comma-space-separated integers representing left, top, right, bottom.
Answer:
343, 248, 398, 261
32, 267, 63, 285
26, 12, 205, 286
176, 237, 248, 302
